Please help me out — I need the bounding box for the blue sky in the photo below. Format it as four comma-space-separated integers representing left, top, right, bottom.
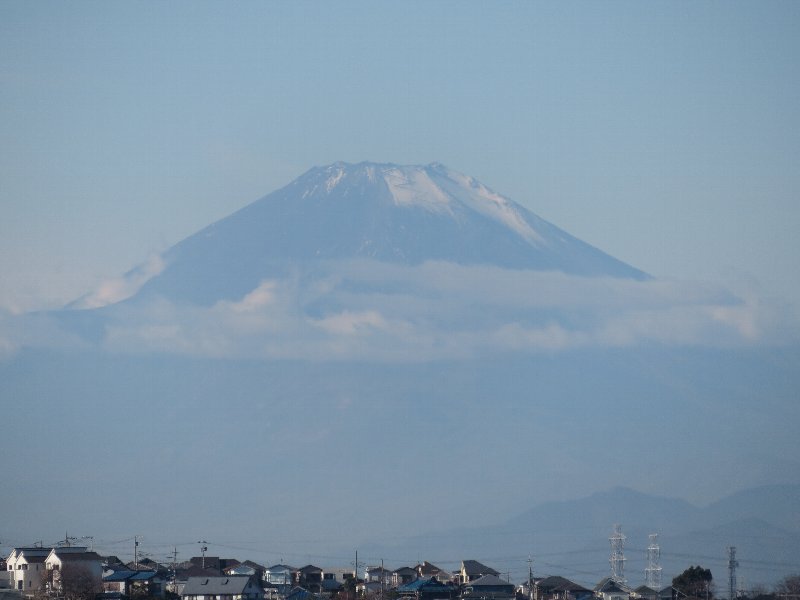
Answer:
1, 1, 799, 312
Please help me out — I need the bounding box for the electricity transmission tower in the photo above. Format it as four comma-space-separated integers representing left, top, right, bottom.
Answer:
645, 534, 662, 590
609, 524, 627, 584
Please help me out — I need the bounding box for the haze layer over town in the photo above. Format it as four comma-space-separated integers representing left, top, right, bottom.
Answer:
1, 1, 799, 594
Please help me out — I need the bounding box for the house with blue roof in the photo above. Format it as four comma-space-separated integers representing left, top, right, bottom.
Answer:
397, 577, 458, 600
102, 570, 166, 598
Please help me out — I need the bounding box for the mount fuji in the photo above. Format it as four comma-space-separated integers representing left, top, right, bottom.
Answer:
3, 161, 799, 586
73, 161, 645, 308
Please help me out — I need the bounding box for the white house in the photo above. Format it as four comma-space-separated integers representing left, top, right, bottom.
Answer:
6, 548, 50, 594
44, 548, 103, 596
264, 565, 297, 588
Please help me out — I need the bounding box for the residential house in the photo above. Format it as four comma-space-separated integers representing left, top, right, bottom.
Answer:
416, 562, 451, 583
534, 576, 592, 600
634, 586, 658, 600
186, 558, 241, 576
320, 568, 353, 596
128, 558, 166, 574
264, 565, 298, 594
392, 567, 417, 588
461, 574, 515, 600
180, 575, 262, 600
6, 548, 50, 594
45, 548, 103, 597
459, 562, 499, 585
104, 557, 127, 571
594, 579, 631, 600
320, 572, 343, 596
6, 546, 100, 596
298, 566, 323, 593
224, 562, 266, 585
397, 577, 458, 600
365, 567, 391, 587
634, 586, 676, 600
103, 570, 166, 598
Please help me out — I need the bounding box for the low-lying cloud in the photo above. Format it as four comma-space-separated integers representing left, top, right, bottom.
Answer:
2, 260, 797, 362
71, 253, 165, 309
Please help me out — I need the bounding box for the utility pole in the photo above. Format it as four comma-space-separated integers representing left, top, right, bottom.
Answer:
170, 547, 178, 593
528, 556, 534, 600
197, 541, 208, 570
728, 547, 739, 600
134, 536, 142, 570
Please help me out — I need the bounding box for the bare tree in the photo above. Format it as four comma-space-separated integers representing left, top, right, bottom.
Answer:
54, 564, 101, 600
775, 576, 800, 600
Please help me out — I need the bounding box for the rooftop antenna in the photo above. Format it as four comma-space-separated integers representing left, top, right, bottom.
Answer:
645, 534, 662, 590
609, 524, 627, 584
728, 547, 739, 600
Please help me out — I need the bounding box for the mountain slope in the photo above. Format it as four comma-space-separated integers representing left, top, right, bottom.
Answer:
106, 162, 646, 306
359, 485, 800, 588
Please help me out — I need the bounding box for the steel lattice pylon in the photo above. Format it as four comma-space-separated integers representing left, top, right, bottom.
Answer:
645, 534, 662, 590
609, 524, 627, 584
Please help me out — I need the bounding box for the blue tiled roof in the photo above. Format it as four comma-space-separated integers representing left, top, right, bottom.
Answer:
104, 571, 137, 583
397, 578, 449, 593
129, 571, 158, 581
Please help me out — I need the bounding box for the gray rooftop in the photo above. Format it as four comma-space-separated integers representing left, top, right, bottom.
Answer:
466, 575, 513, 588
461, 560, 499, 576
182, 576, 254, 596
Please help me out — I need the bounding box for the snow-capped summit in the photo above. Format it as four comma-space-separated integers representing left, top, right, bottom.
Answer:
92, 161, 648, 306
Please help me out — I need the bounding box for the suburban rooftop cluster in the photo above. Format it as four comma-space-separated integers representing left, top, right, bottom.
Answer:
2, 546, 679, 600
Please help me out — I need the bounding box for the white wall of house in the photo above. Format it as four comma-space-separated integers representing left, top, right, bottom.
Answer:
264, 567, 295, 586
6, 551, 48, 594
44, 549, 103, 595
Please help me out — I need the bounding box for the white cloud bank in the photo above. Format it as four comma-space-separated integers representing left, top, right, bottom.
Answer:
71, 254, 166, 309
2, 260, 797, 362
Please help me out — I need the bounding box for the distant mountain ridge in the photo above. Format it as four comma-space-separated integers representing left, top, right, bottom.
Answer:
75, 162, 646, 307
360, 484, 800, 588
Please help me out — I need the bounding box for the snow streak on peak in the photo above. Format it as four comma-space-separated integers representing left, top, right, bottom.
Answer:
378, 162, 545, 246
306, 162, 548, 246
383, 166, 453, 214
325, 166, 345, 191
